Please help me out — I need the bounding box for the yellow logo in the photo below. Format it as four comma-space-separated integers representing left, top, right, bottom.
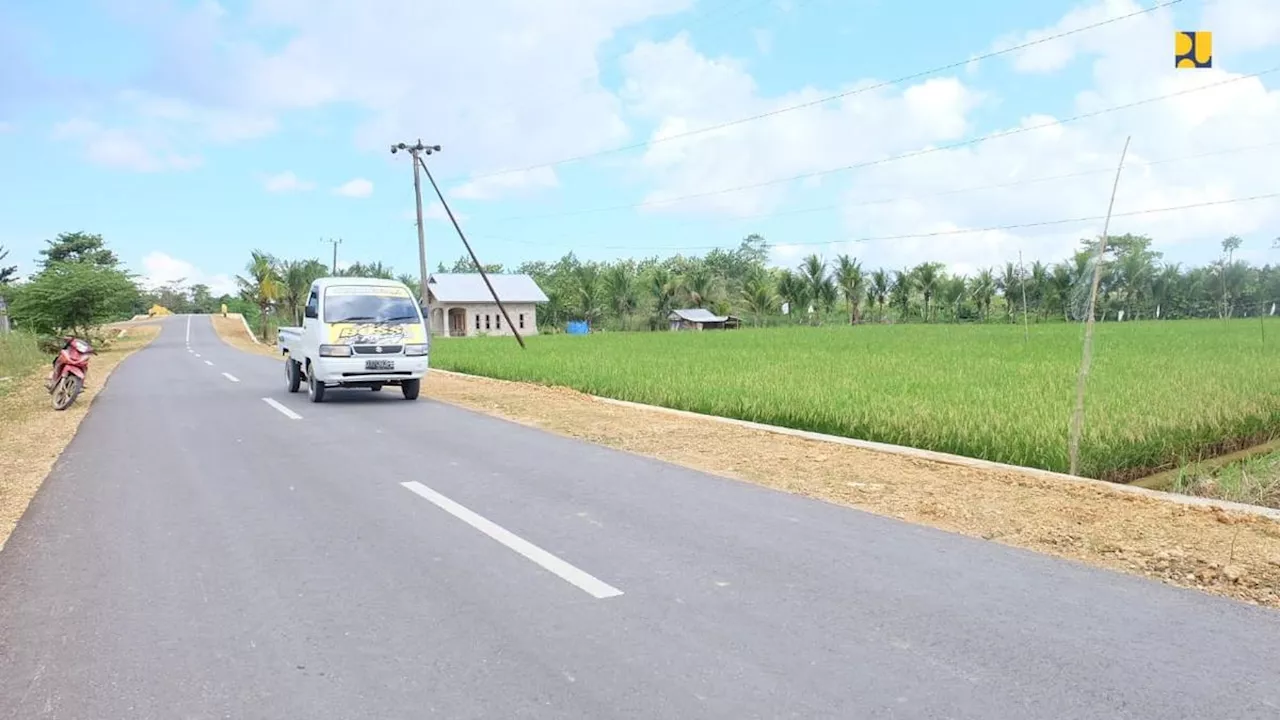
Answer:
1175, 31, 1211, 68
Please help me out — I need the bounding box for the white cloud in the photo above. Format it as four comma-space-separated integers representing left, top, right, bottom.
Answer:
106, 0, 694, 180
51, 118, 201, 172
618, 33, 984, 217
263, 170, 314, 193
333, 177, 373, 198
613, 1, 1280, 271
140, 251, 237, 296
450, 167, 558, 201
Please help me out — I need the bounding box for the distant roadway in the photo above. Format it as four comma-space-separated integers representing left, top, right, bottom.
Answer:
1, 315, 1278, 719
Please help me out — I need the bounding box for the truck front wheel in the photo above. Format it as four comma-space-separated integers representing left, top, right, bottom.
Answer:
401, 378, 421, 400
307, 365, 326, 403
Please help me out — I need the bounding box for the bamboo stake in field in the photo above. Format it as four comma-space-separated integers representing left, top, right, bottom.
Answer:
1019, 249, 1029, 343
1068, 136, 1131, 477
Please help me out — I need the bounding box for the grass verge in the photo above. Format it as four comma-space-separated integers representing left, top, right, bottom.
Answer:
0, 331, 46, 393
0, 324, 161, 550
1175, 449, 1280, 509
210, 313, 1280, 608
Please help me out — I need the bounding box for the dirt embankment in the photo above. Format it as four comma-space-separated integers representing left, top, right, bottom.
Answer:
0, 325, 161, 549
210, 317, 1280, 609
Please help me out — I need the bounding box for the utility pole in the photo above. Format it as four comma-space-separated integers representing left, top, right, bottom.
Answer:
322, 237, 342, 274
390, 140, 440, 313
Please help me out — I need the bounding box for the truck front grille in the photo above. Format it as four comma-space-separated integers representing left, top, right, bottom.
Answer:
352, 345, 403, 355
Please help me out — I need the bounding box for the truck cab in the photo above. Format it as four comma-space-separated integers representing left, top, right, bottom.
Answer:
277, 276, 430, 402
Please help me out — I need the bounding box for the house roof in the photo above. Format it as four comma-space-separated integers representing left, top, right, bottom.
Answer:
427, 273, 549, 304
669, 308, 728, 323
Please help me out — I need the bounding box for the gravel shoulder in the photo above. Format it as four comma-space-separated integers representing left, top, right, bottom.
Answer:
0, 324, 161, 550
213, 316, 1280, 609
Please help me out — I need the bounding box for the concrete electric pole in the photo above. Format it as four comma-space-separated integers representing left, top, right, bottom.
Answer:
322, 237, 342, 274
390, 140, 440, 313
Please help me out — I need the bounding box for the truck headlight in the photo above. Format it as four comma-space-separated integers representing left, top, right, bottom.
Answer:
318, 344, 352, 357
404, 343, 429, 356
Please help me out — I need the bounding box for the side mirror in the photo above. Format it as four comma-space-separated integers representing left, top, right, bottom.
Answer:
304, 306, 317, 319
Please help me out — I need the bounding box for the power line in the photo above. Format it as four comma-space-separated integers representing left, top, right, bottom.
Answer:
482, 67, 1278, 223
444, 0, 1185, 184
470, 139, 1280, 239
615, 191, 1280, 252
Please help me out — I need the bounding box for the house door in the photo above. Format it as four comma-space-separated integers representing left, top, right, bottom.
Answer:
448, 308, 467, 336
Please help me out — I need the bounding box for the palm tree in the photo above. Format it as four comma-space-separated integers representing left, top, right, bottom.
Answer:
970, 268, 996, 320
236, 250, 283, 340
889, 268, 912, 320
798, 255, 830, 324
279, 258, 329, 325
869, 269, 891, 321
776, 269, 809, 323
996, 262, 1019, 321
1049, 262, 1074, 321
680, 266, 717, 309
912, 262, 943, 322
572, 264, 605, 328
646, 267, 678, 329
740, 268, 778, 326
834, 254, 864, 324
1026, 261, 1047, 319
604, 263, 639, 329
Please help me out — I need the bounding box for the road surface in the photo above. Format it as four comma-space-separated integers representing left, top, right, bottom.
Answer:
1, 316, 1278, 719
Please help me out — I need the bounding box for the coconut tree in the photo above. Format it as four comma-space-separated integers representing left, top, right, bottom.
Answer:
279, 258, 329, 325
739, 268, 778, 326
912, 261, 943, 322
776, 269, 809, 323
680, 266, 718, 309
833, 254, 865, 324
869, 269, 891, 321
604, 263, 640, 329
236, 250, 283, 340
645, 266, 679, 329
889, 268, 912, 320
970, 268, 996, 320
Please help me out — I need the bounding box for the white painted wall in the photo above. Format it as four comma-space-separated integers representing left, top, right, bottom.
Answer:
431, 302, 539, 337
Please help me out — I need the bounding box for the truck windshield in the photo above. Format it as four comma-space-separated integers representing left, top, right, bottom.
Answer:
323, 287, 421, 324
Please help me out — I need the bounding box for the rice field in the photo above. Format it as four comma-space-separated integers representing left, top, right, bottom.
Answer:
430, 319, 1280, 481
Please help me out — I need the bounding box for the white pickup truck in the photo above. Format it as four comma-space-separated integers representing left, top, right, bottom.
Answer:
276, 276, 430, 402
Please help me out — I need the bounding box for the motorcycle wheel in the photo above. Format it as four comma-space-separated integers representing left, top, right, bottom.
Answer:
51, 375, 83, 411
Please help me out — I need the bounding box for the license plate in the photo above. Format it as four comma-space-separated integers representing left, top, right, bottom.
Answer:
364, 359, 394, 371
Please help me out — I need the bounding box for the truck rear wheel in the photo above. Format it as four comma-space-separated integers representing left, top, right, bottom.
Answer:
401, 378, 421, 400
285, 358, 301, 393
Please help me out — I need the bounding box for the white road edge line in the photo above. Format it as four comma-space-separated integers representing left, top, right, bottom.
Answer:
262, 397, 302, 420
222, 372, 240, 382
186, 314, 191, 343
400, 481, 624, 600
204, 360, 214, 366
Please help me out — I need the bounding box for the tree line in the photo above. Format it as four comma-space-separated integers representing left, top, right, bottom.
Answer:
235, 232, 1279, 335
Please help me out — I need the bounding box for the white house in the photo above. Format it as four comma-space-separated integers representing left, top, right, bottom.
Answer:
426, 273, 549, 337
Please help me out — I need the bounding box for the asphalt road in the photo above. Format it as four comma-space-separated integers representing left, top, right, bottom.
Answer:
2, 316, 1279, 719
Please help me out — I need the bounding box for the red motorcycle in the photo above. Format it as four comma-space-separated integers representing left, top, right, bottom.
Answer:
46, 337, 95, 410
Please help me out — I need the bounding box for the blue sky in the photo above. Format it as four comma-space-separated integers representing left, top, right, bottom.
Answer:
1, 0, 1277, 294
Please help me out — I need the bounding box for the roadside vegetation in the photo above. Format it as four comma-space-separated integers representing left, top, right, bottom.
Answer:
235, 232, 1278, 487
433, 319, 1279, 481
1174, 447, 1280, 509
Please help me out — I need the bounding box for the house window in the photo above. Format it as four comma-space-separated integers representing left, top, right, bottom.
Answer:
496, 314, 501, 330
485, 314, 491, 330
475, 313, 480, 330
519, 313, 525, 329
